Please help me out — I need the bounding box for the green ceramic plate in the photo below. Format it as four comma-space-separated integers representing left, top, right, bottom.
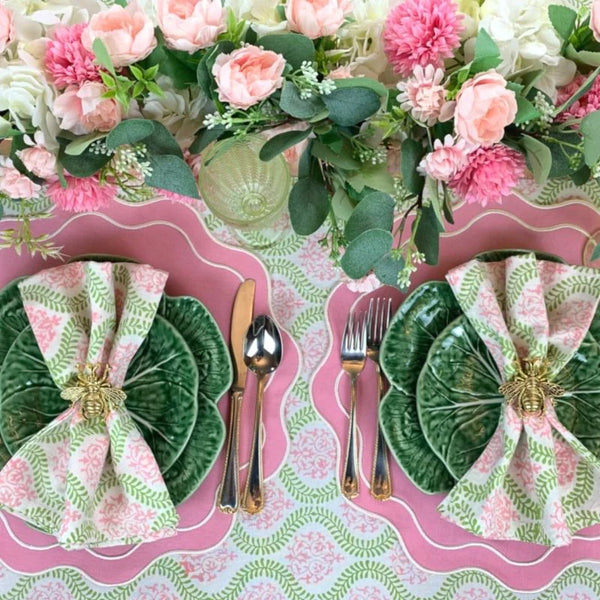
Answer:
379, 282, 461, 493
417, 310, 600, 480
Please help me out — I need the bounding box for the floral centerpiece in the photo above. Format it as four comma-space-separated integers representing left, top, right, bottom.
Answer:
0, 0, 599, 287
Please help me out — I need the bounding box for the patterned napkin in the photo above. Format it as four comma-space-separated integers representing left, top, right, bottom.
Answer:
438, 253, 600, 546
0, 262, 179, 549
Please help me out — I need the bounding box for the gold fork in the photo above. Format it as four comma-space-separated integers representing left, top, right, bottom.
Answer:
367, 298, 393, 500
341, 311, 367, 499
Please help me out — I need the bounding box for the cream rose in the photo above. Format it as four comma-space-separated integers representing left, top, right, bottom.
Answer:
454, 71, 517, 147
212, 46, 285, 109
82, 1, 156, 68
285, 0, 352, 40
157, 0, 226, 53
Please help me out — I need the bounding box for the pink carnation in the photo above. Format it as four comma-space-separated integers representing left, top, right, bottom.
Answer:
449, 144, 525, 206
47, 174, 117, 212
384, 0, 462, 77
397, 64, 448, 126
556, 73, 600, 123
418, 135, 470, 182
45, 23, 100, 89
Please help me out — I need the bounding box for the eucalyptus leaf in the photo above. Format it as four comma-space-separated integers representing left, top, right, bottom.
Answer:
556, 65, 600, 113
64, 134, 107, 156
580, 110, 600, 167
414, 205, 442, 265
401, 138, 425, 195
146, 155, 200, 199
259, 128, 312, 162
106, 119, 155, 149
331, 186, 354, 220
520, 135, 552, 184
189, 125, 228, 155
322, 87, 382, 127
258, 33, 315, 70
288, 175, 329, 235
332, 77, 388, 99
346, 163, 395, 194
141, 45, 197, 89
373, 253, 404, 288
59, 144, 111, 178
280, 81, 327, 120
344, 192, 394, 242
514, 95, 541, 125
340, 229, 393, 279
311, 139, 361, 170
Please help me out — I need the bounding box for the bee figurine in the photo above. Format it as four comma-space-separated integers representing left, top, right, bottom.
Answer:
60, 363, 127, 420
499, 358, 565, 418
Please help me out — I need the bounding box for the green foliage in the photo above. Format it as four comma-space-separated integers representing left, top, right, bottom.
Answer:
141, 43, 197, 89
289, 154, 329, 235
580, 110, 600, 167
259, 128, 312, 162
373, 253, 405, 287
145, 155, 200, 199
414, 205, 443, 265
280, 81, 327, 119
311, 139, 361, 170
189, 125, 228, 154
556, 66, 600, 113
520, 135, 552, 184
344, 192, 395, 242
340, 229, 393, 279
258, 33, 315, 70
323, 86, 382, 127
514, 95, 541, 125
196, 41, 235, 99
548, 5, 577, 42
59, 141, 111, 178
471, 28, 502, 73
107, 119, 182, 157
401, 138, 426, 195
592, 243, 600, 262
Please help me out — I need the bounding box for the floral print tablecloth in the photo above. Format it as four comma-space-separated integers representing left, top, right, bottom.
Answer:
2, 193, 600, 599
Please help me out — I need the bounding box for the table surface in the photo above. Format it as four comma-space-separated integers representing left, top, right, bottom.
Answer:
1, 182, 600, 599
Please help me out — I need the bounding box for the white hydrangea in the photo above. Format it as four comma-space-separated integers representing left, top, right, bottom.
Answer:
0, 58, 59, 148
142, 77, 208, 149
224, 0, 287, 36
476, 0, 576, 100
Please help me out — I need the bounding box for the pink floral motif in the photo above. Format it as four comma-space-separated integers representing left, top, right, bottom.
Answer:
109, 342, 141, 386
512, 440, 542, 494
238, 581, 287, 600
297, 236, 340, 282
49, 442, 70, 487
538, 262, 570, 287
24, 307, 62, 353
549, 500, 571, 545
285, 531, 343, 584
290, 426, 336, 479
131, 582, 180, 600
97, 493, 157, 538
480, 489, 519, 538
301, 327, 329, 373
180, 544, 237, 582
271, 279, 304, 325
474, 289, 505, 333
39, 262, 84, 290
514, 286, 547, 325
59, 500, 82, 533
554, 437, 578, 488
389, 543, 428, 585
453, 587, 496, 600
125, 443, 163, 485
341, 502, 384, 534
25, 581, 74, 600
0, 458, 36, 506
284, 394, 303, 419
472, 430, 502, 475
347, 585, 391, 600
78, 437, 109, 486
130, 264, 167, 295
240, 482, 293, 530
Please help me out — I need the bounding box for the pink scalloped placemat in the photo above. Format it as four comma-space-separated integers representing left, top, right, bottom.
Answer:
0, 200, 299, 584
312, 195, 600, 592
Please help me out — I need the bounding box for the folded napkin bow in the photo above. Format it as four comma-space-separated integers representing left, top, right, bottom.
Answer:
439, 253, 600, 546
0, 262, 179, 549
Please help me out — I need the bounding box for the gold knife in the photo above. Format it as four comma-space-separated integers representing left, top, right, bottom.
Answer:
218, 279, 256, 513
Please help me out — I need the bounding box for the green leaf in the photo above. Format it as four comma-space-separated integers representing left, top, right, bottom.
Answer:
344, 192, 395, 241
258, 33, 315, 70
401, 138, 426, 195
565, 46, 600, 67
144, 120, 183, 157
59, 143, 111, 178
545, 130, 582, 177
132, 81, 145, 98
474, 28, 501, 62
520, 135, 552, 184
129, 64, 144, 81
548, 5, 577, 41
340, 229, 393, 279
311, 139, 360, 170
289, 176, 329, 235
332, 77, 388, 99
514, 95, 541, 125
470, 55, 503, 74
571, 164, 591, 185
145, 155, 199, 199
331, 186, 354, 220
322, 87, 382, 127
92, 38, 115, 75
259, 128, 312, 162
414, 205, 442, 265
374, 253, 405, 288
141, 45, 197, 89
106, 119, 155, 149
521, 69, 545, 95
580, 110, 600, 167
280, 81, 327, 120
346, 163, 395, 194
189, 126, 228, 154
64, 133, 106, 156
592, 243, 600, 262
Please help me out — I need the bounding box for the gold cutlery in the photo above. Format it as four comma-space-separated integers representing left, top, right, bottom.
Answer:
367, 298, 393, 500
218, 279, 255, 513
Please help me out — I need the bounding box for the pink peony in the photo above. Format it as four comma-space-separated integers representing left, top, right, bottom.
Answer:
556, 73, 600, 122
449, 144, 525, 206
417, 134, 470, 182
157, 0, 225, 53
397, 64, 448, 126
593, 0, 600, 43
384, 0, 462, 77
0, 159, 40, 199
212, 46, 286, 109
261, 121, 310, 177
47, 174, 117, 212
82, 1, 156, 68
53, 82, 122, 135
0, 2, 13, 54
285, 0, 352, 40
17, 146, 57, 180
454, 71, 517, 147
45, 23, 100, 89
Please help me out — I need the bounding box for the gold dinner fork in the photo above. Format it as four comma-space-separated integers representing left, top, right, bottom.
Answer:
367, 298, 393, 500
341, 311, 367, 499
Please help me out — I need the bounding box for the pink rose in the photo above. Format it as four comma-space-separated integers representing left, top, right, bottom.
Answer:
328, 66, 353, 80
54, 82, 122, 135
0, 2, 13, 53
285, 0, 352, 39
592, 0, 600, 42
417, 135, 470, 182
212, 46, 286, 109
261, 122, 310, 176
157, 0, 225, 53
17, 146, 57, 180
0, 159, 40, 199
82, 1, 156, 68
454, 71, 517, 147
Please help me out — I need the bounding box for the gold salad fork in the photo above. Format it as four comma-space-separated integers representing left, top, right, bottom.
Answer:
367, 298, 393, 500
341, 311, 367, 499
